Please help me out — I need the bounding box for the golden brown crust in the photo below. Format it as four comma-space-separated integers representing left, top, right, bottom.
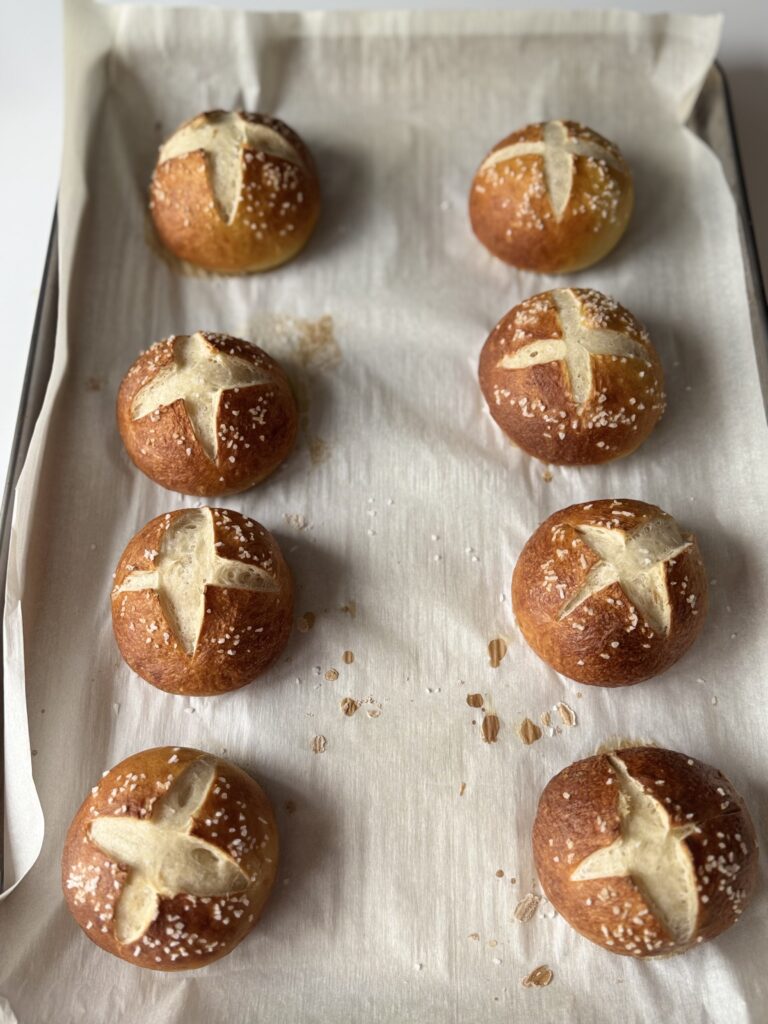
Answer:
117, 332, 298, 497
150, 111, 320, 274
62, 746, 279, 971
533, 747, 758, 957
469, 120, 633, 273
478, 289, 665, 465
111, 508, 293, 696
512, 499, 707, 686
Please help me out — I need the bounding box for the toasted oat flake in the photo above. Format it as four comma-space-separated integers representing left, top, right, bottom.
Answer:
482, 713, 501, 744
488, 637, 508, 668
517, 718, 542, 745
522, 965, 553, 988
515, 893, 542, 923
556, 702, 577, 727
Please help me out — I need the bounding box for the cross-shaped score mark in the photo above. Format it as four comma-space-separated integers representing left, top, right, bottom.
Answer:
480, 119, 623, 218
159, 111, 304, 222
571, 755, 698, 945
557, 516, 691, 635
497, 289, 650, 407
131, 332, 270, 463
115, 507, 279, 654
89, 758, 248, 945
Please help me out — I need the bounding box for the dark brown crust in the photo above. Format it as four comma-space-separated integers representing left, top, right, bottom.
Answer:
512, 499, 708, 687
150, 111, 320, 274
469, 121, 633, 274
117, 332, 298, 497
478, 289, 665, 465
533, 747, 758, 957
111, 509, 293, 696
62, 746, 280, 971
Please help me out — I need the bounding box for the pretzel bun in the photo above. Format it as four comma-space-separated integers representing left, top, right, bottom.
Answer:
150, 110, 320, 273
478, 288, 665, 465
62, 746, 279, 971
533, 746, 758, 958
469, 120, 633, 273
117, 331, 298, 497
111, 507, 293, 696
512, 499, 707, 687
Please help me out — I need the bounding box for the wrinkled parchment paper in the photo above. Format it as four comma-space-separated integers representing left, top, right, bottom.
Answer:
2, 1, 766, 1020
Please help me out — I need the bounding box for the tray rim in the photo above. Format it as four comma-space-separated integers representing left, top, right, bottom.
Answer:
1, 59, 766, 894
0, 211, 58, 891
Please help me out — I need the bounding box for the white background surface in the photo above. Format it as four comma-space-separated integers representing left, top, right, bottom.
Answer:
0, 0, 766, 489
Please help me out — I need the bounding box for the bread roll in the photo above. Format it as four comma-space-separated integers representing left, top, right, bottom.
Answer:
117, 331, 298, 497
150, 110, 320, 273
479, 288, 664, 465
533, 746, 758, 957
469, 120, 633, 273
62, 746, 279, 971
111, 507, 293, 696
512, 499, 707, 686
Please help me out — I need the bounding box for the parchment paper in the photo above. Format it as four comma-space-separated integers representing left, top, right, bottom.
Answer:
2, 1, 766, 1020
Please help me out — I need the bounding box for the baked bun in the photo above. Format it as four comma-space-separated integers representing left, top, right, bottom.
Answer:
479, 288, 665, 465
150, 110, 320, 273
62, 746, 279, 971
533, 746, 758, 958
117, 331, 298, 497
469, 120, 633, 273
111, 507, 293, 696
512, 499, 707, 687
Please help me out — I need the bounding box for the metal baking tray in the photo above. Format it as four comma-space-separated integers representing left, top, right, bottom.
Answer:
1, 62, 766, 890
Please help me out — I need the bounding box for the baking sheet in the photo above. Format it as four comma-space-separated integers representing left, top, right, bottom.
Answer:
2, 1, 767, 1021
